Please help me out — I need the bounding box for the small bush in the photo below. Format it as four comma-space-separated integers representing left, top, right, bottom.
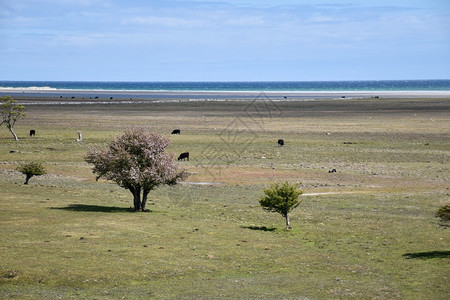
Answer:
259, 181, 302, 230
436, 205, 450, 222
17, 162, 46, 184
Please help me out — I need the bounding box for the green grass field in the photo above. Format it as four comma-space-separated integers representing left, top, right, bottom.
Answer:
1, 97, 449, 299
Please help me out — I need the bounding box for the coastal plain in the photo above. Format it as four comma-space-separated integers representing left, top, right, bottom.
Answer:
0, 94, 449, 299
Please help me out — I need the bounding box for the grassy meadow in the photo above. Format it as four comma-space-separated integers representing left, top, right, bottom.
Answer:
0, 96, 449, 299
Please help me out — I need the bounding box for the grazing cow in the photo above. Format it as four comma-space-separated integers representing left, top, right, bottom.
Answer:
278, 139, 284, 146
328, 169, 337, 173
29, 130, 36, 137
171, 129, 181, 135
178, 152, 189, 161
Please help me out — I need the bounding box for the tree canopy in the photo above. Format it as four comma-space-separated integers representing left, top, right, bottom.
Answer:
85, 128, 188, 211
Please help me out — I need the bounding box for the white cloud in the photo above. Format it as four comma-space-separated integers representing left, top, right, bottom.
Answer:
224, 16, 265, 26
122, 16, 205, 28
55, 33, 112, 47
307, 15, 341, 23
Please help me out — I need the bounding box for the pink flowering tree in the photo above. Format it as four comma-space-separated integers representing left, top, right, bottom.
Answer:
85, 128, 188, 211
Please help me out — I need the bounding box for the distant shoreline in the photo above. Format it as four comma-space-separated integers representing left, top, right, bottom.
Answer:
2, 88, 450, 101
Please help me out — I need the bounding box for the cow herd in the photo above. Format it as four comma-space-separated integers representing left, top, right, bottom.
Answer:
172, 129, 285, 163
171, 129, 337, 173
27, 128, 336, 172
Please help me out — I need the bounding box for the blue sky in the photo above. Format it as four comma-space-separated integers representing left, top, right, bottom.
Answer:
0, 0, 449, 81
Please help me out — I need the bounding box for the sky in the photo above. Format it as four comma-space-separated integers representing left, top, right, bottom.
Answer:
0, 0, 449, 81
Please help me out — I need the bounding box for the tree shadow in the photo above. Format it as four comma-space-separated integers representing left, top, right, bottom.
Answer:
241, 226, 277, 232
403, 250, 450, 260
50, 204, 132, 213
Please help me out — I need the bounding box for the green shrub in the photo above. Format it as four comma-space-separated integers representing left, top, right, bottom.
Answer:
259, 181, 302, 230
17, 162, 46, 184
436, 205, 450, 222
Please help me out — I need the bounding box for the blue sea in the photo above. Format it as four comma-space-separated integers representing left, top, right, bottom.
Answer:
1, 80, 449, 99
1, 80, 450, 91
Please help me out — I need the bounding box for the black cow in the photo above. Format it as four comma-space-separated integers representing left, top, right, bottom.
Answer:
171, 129, 181, 135
29, 130, 36, 137
178, 152, 189, 161
328, 169, 337, 173
277, 139, 284, 146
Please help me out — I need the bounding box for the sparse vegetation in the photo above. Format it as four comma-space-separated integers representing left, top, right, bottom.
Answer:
0, 96, 449, 299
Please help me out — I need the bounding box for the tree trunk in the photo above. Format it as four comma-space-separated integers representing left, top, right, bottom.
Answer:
9, 126, 18, 141
285, 213, 292, 230
134, 191, 141, 211
129, 186, 142, 211
24, 174, 33, 184
141, 189, 150, 211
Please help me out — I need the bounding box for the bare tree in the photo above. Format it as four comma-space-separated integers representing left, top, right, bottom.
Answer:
85, 128, 188, 211
0, 96, 26, 141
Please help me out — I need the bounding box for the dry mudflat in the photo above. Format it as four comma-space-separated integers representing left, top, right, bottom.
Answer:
0, 95, 449, 299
